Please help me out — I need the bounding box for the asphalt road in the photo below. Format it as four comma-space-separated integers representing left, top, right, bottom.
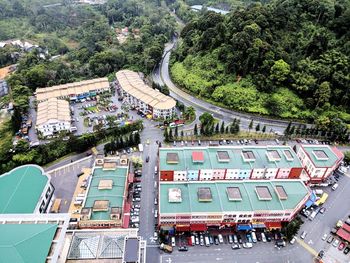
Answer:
152, 38, 313, 134
137, 118, 164, 263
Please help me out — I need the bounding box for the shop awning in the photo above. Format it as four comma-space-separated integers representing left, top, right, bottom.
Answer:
237, 224, 252, 231
190, 224, 207, 231
252, 224, 266, 229
265, 222, 282, 229
305, 192, 317, 208
176, 225, 191, 232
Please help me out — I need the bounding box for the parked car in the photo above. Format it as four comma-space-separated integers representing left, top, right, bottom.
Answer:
318, 250, 325, 258
322, 234, 328, 241
228, 235, 233, 244
237, 235, 243, 244
214, 236, 219, 245
344, 247, 350, 254
261, 233, 267, 243
146, 156, 150, 162
339, 242, 346, 250
218, 234, 224, 244
327, 236, 334, 243
290, 237, 296, 244
178, 246, 188, 252
332, 239, 340, 247
233, 234, 238, 244
242, 242, 253, 249
300, 231, 307, 239
231, 244, 241, 250
320, 207, 326, 214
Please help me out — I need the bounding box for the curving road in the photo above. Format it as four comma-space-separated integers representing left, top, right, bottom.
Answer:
152, 38, 312, 134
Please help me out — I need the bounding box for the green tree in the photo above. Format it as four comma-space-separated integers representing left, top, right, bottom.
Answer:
181, 130, 184, 137
262, 125, 266, 133
215, 123, 219, 134
220, 121, 225, 134
194, 123, 198, 136
314, 81, 331, 107
285, 121, 292, 136
269, 59, 291, 87
249, 120, 254, 132
255, 123, 260, 132
164, 128, 169, 142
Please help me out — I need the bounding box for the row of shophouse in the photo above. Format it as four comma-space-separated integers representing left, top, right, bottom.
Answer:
157, 144, 344, 232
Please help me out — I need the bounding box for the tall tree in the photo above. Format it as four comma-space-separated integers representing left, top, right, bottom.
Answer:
220, 121, 225, 134
194, 123, 198, 136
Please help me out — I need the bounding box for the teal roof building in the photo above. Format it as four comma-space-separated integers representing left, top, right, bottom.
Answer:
0, 165, 54, 214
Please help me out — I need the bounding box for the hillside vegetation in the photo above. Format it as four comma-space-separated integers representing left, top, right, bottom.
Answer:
171, 0, 350, 129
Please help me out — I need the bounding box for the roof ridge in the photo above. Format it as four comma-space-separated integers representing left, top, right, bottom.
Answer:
14, 223, 57, 247
241, 182, 253, 211
215, 183, 224, 212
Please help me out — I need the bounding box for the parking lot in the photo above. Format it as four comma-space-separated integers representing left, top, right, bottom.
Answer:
160, 230, 311, 263
47, 156, 93, 213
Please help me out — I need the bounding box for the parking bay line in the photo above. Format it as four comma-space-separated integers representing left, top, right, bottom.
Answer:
296, 238, 318, 257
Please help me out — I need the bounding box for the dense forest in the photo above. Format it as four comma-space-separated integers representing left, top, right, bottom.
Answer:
171, 0, 350, 130
0, 0, 176, 172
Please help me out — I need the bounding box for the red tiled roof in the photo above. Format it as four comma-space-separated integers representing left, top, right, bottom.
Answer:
192, 151, 204, 162
337, 228, 350, 242
342, 223, 350, 233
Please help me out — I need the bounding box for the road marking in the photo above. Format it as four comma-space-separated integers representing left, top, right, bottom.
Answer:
296, 238, 317, 256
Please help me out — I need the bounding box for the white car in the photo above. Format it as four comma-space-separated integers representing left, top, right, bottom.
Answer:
332, 239, 340, 247
261, 233, 267, 242
322, 234, 328, 241
300, 231, 307, 239
290, 236, 296, 244
218, 234, 224, 244
154, 232, 158, 239
243, 242, 253, 248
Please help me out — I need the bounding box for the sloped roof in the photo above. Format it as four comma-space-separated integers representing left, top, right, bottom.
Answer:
36, 98, 71, 126
0, 165, 49, 214
116, 70, 176, 110
0, 223, 57, 263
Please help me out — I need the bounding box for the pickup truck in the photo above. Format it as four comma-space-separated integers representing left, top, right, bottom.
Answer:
160, 243, 173, 253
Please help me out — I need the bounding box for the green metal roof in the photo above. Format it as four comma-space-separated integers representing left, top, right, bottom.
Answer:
159, 180, 309, 214
159, 146, 302, 171
85, 167, 127, 220
301, 145, 339, 168
0, 165, 48, 214
0, 223, 57, 263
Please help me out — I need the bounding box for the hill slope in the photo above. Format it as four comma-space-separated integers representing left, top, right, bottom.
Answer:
171, 0, 350, 127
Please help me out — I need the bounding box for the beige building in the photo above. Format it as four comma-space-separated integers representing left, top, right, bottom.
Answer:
36, 98, 71, 137
35, 78, 110, 102
116, 70, 176, 119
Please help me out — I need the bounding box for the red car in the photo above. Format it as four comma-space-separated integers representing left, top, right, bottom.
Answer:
339, 242, 346, 251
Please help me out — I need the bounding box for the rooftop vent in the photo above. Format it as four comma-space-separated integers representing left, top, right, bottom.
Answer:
275, 185, 288, 200
255, 186, 272, 201
166, 152, 179, 164
192, 151, 204, 163
217, 151, 230, 162
226, 187, 242, 201
283, 150, 294, 161
267, 150, 281, 162
98, 179, 113, 190
110, 207, 122, 220
80, 207, 92, 221
168, 188, 182, 203
312, 150, 329, 161
198, 187, 212, 202
93, 200, 109, 212
242, 150, 255, 162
